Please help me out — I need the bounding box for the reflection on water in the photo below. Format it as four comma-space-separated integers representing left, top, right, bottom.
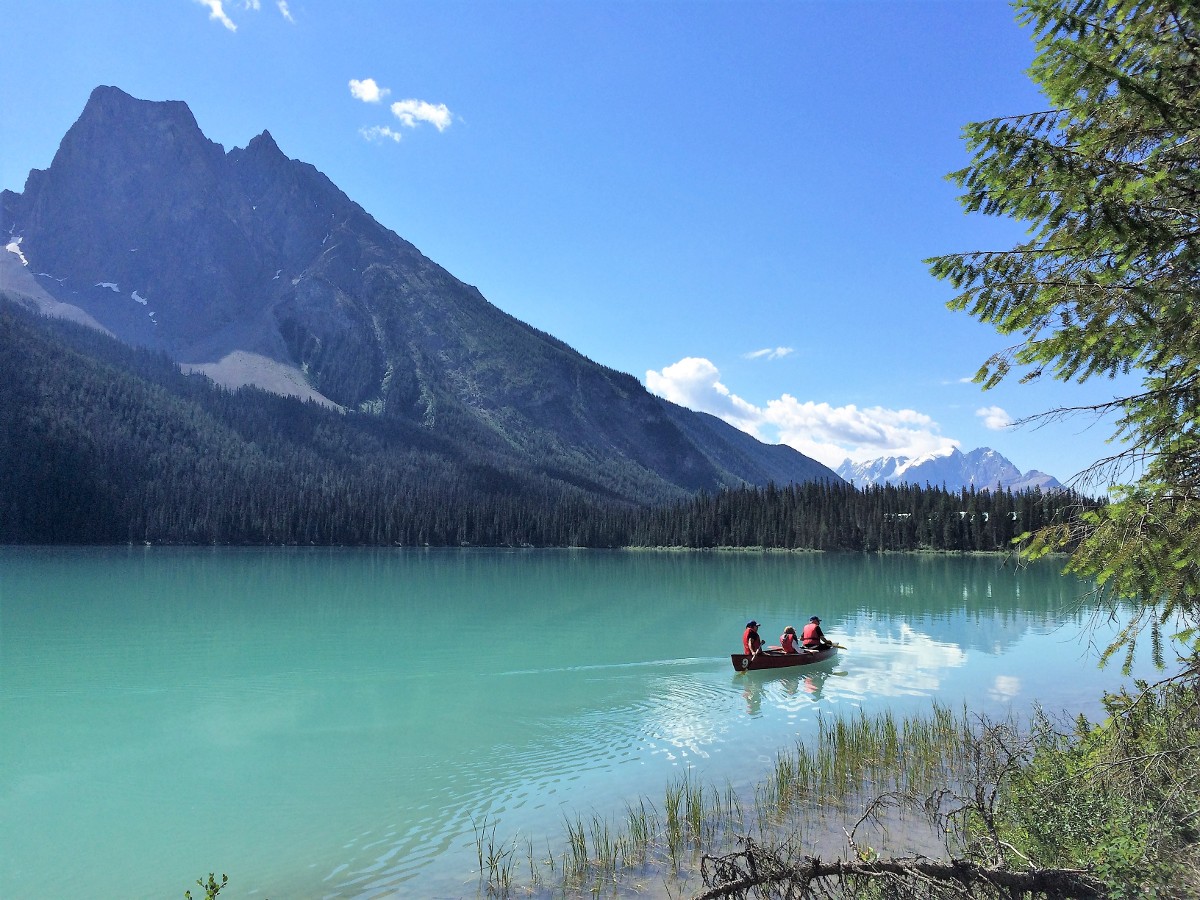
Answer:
989, 674, 1022, 702
738, 662, 839, 716
831, 619, 969, 700
0, 547, 1160, 899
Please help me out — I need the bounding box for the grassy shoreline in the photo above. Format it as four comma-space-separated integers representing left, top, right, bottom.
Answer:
473, 703, 976, 898
474, 674, 1200, 899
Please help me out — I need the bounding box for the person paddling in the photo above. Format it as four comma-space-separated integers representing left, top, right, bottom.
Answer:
800, 616, 832, 652
743, 620, 764, 660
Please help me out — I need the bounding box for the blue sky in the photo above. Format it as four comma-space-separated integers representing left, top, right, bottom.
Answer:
2, 1, 1134, 484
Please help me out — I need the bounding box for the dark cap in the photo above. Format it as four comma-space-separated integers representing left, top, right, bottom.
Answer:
746, 620, 759, 628
809, 616, 820, 623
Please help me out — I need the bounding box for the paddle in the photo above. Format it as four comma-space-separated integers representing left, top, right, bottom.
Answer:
802, 642, 843, 653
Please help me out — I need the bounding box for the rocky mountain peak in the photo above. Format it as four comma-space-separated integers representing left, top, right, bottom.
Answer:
246, 129, 282, 154
836, 447, 1061, 492
6, 91, 284, 356
52, 86, 224, 192
3, 86, 840, 500
79, 85, 202, 133
237, 130, 294, 178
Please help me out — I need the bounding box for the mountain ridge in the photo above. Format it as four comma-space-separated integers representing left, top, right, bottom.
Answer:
836, 446, 1061, 492
1, 85, 838, 503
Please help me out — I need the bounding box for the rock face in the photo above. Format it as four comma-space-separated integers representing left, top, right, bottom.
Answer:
1, 86, 838, 498
3, 87, 425, 393
836, 447, 1061, 492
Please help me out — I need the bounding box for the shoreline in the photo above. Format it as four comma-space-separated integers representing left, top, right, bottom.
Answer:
2, 541, 1064, 558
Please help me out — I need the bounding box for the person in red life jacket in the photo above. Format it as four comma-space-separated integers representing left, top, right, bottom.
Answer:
780, 625, 800, 654
743, 620, 763, 659
801, 616, 832, 651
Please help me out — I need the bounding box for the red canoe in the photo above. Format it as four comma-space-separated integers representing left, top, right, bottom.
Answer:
731, 646, 837, 671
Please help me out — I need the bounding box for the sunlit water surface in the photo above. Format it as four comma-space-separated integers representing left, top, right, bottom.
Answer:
0, 548, 1161, 898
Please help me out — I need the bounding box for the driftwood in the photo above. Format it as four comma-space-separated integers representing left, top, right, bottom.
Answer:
694, 842, 1106, 900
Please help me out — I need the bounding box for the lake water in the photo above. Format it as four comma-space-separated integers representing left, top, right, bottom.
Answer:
0, 547, 1159, 899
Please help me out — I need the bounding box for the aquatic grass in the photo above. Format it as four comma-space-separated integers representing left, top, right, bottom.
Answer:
764, 704, 974, 809
663, 779, 684, 863
680, 769, 709, 848
623, 798, 657, 865
711, 781, 745, 840
588, 815, 617, 874
470, 817, 518, 896
480, 703, 979, 897
524, 836, 543, 888
563, 814, 589, 882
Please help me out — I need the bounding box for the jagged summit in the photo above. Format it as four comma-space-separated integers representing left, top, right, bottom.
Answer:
836, 446, 1061, 492
1, 87, 838, 501
82, 84, 200, 125
57, 86, 222, 187
247, 129, 281, 152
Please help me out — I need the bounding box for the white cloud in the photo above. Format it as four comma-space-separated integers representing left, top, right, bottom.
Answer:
195, 0, 237, 31
391, 99, 454, 131
744, 347, 794, 361
349, 78, 390, 104
977, 405, 1013, 430
360, 125, 402, 144
646, 358, 765, 434
764, 397, 957, 467
352, 89, 453, 140
195, 0, 292, 29
646, 356, 958, 469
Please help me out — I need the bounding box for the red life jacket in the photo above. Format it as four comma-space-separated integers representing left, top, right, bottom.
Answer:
801, 622, 822, 646
743, 627, 762, 654
780, 632, 798, 653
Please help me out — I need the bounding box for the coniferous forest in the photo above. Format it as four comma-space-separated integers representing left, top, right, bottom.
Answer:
624, 480, 1085, 552
0, 298, 1091, 549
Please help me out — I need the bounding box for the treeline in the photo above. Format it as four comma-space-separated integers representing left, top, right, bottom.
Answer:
625, 480, 1088, 552
0, 299, 1091, 549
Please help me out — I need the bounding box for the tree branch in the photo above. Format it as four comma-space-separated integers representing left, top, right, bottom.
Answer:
694, 848, 1106, 900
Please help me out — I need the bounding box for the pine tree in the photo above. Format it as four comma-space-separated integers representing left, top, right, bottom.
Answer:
929, 0, 1200, 664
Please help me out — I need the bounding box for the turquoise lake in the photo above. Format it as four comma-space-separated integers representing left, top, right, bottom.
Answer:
0, 547, 1161, 898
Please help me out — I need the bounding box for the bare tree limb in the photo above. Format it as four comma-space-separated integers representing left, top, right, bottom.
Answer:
694, 843, 1106, 900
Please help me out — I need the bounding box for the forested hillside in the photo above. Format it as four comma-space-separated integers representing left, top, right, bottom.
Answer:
0, 298, 631, 545
0, 297, 1087, 548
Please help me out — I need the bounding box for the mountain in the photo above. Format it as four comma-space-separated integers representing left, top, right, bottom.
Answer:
1, 86, 837, 506
835, 447, 1061, 492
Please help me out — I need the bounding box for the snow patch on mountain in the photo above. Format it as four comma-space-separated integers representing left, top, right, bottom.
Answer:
0, 250, 114, 335
5, 238, 29, 266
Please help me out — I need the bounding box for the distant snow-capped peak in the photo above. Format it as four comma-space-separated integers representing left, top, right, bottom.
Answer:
836, 446, 1060, 492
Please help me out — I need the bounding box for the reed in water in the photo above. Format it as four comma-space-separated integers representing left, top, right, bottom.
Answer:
475, 702, 974, 897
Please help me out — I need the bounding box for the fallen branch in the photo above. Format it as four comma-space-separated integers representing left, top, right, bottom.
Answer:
695, 845, 1105, 900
